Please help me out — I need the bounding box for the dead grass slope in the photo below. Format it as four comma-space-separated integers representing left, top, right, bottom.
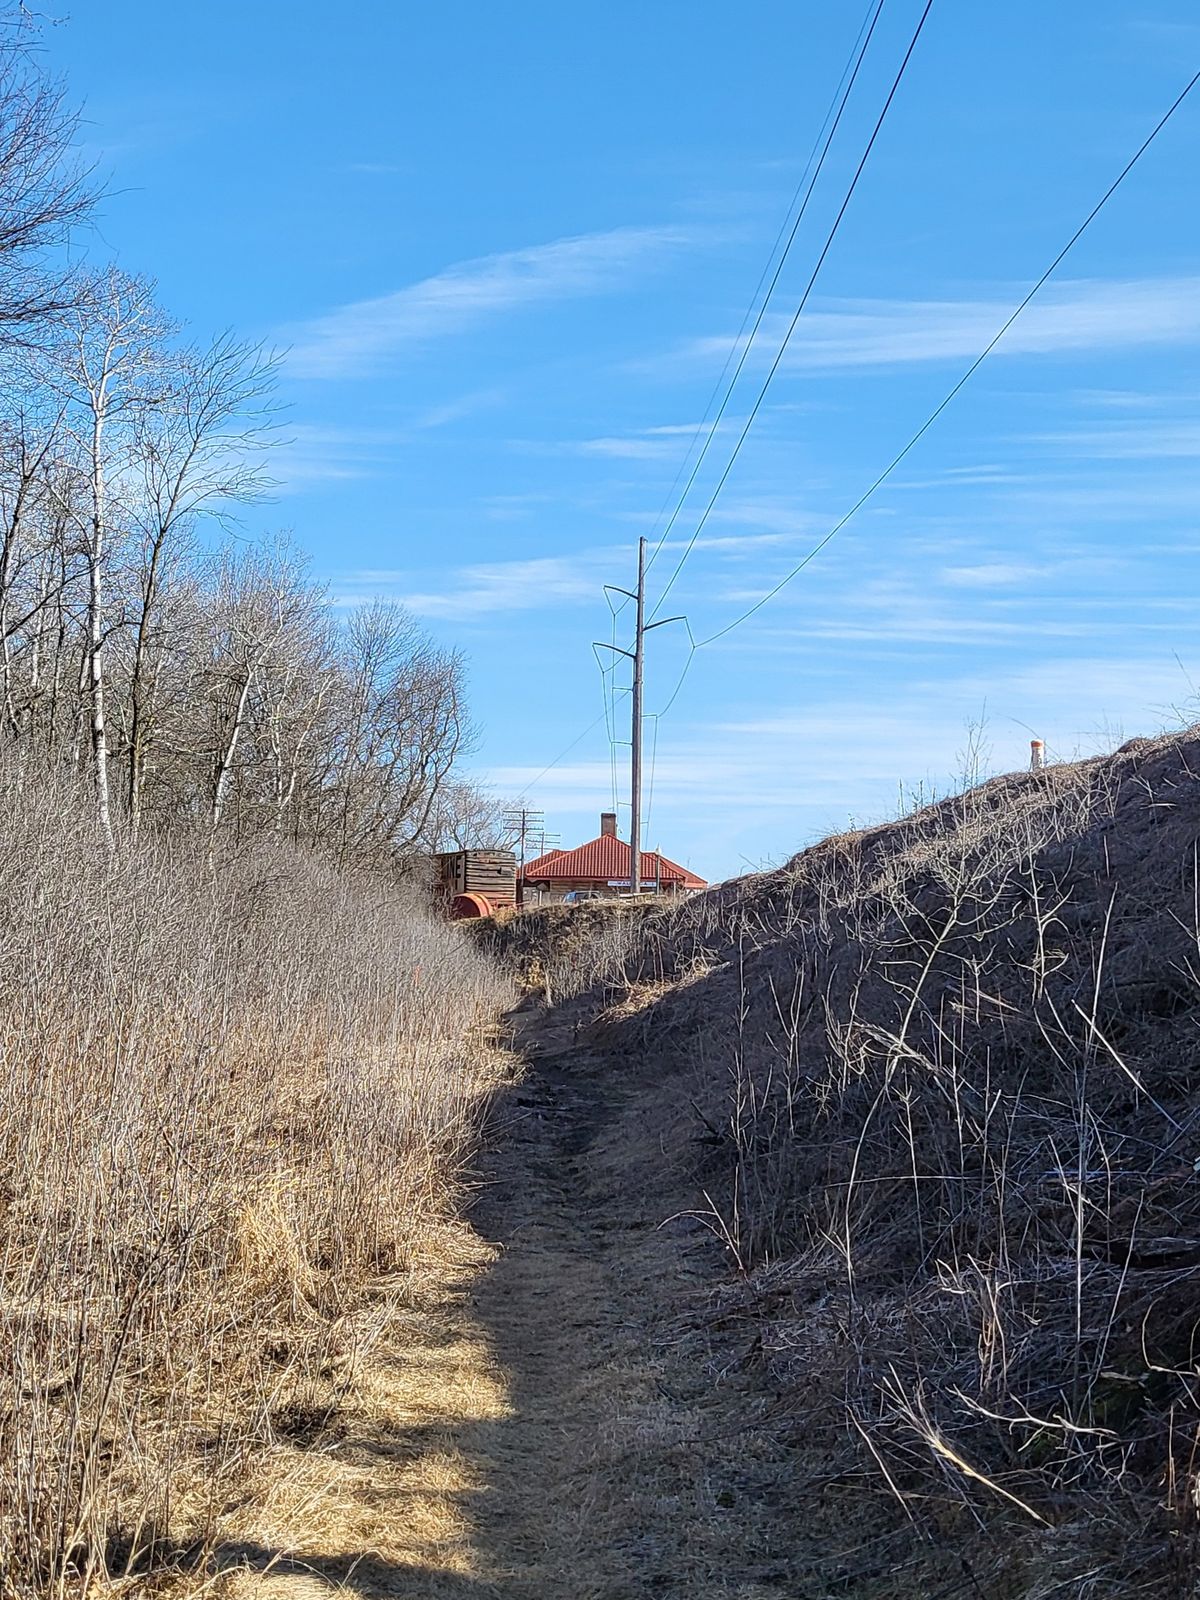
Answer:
566, 729, 1200, 1597
465, 900, 655, 1002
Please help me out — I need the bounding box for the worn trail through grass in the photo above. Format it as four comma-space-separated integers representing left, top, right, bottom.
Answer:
222, 1004, 798, 1600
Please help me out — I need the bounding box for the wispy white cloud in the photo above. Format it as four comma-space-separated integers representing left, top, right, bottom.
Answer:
1070, 388, 1179, 411
284, 224, 699, 379
891, 466, 1037, 490
271, 396, 501, 490
940, 561, 1045, 589
343, 161, 409, 175
481, 491, 557, 523
271, 424, 408, 491
705, 546, 1186, 649
412, 387, 507, 430
1036, 419, 1200, 459
570, 422, 719, 462
618, 492, 828, 541
573, 435, 688, 462
720, 610, 1102, 647
676, 276, 1200, 374
333, 554, 607, 620
330, 523, 794, 619
656, 530, 792, 555
1004, 477, 1200, 522
702, 495, 830, 538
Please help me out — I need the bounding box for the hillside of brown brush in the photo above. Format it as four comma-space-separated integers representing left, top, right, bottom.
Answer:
465, 897, 657, 1001
545, 728, 1200, 1596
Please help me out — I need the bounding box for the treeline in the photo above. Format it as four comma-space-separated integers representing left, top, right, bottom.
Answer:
0, 23, 492, 864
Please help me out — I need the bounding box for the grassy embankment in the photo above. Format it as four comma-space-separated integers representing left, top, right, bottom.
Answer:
494, 729, 1200, 1596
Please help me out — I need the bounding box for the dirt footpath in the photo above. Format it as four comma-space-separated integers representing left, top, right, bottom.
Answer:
458, 1008, 796, 1598
219, 1004, 799, 1600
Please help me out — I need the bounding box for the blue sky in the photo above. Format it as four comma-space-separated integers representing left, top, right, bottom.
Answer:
55, 3, 1200, 879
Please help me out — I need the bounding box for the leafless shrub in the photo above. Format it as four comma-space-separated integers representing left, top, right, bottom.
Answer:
468, 900, 656, 1005
0, 753, 510, 1595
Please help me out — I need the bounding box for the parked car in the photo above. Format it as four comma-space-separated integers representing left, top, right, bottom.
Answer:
562, 889, 604, 905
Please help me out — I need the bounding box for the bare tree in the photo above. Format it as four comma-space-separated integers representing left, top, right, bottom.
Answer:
0, 15, 96, 333
191, 541, 323, 837
125, 334, 277, 825
52, 269, 174, 845
426, 779, 513, 851
257, 603, 336, 836
328, 600, 472, 865
0, 372, 66, 733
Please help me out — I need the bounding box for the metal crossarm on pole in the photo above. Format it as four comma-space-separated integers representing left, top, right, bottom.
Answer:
594, 538, 691, 897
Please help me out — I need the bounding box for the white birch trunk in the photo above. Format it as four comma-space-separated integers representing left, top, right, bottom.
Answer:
88, 405, 114, 848
211, 663, 254, 833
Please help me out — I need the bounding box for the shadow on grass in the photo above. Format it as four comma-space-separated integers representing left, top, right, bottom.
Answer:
214, 1540, 509, 1597
196, 990, 766, 1598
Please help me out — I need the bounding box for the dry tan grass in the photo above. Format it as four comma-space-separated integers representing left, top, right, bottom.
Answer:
466, 900, 655, 1004
212, 1219, 510, 1599
0, 757, 512, 1598
224, 1004, 804, 1600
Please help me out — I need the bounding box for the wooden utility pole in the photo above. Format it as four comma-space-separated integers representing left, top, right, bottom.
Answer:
630, 535, 645, 898
597, 537, 685, 898
501, 805, 547, 875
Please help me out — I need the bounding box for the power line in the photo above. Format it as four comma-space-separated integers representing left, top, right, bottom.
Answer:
594, 601, 622, 811
606, 591, 630, 812
636, 0, 888, 588
695, 62, 1200, 650
512, 708, 610, 804
642, 60, 1200, 725
645, 615, 699, 723
593, 0, 897, 845
648, 0, 937, 621
547, 29, 1198, 829
645, 711, 661, 834
653, 639, 700, 721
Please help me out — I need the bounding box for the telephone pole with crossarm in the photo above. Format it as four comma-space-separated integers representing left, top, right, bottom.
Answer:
596, 537, 685, 896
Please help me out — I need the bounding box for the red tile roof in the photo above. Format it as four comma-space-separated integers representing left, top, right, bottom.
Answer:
522, 832, 706, 890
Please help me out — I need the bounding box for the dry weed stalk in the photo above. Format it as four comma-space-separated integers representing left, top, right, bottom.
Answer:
466, 900, 649, 1004
0, 757, 510, 1597
596, 734, 1200, 1594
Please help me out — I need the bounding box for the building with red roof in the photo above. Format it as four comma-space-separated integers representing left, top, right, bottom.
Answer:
521, 811, 706, 901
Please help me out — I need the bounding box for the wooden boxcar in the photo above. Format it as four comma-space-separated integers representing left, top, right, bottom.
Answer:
434, 849, 518, 917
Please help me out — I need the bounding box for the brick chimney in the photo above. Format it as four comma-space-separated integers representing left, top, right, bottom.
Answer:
600, 811, 617, 839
